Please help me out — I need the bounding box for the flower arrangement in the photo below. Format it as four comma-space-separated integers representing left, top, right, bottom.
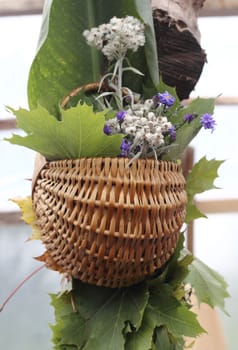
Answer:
83, 16, 216, 163
3, 1, 228, 349
7, 16, 216, 163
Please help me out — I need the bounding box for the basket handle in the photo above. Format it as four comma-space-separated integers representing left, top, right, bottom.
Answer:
60, 81, 133, 109
60, 82, 102, 109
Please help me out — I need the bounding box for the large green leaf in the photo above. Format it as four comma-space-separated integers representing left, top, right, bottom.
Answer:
28, 0, 159, 116
185, 257, 229, 312
51, 281, 149, 350
6, 104, 123, 160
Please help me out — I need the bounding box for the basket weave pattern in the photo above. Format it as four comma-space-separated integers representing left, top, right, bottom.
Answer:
33, 157, 187, 288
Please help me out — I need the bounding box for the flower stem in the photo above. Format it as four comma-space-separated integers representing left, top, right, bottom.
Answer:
117, 57, 124, 110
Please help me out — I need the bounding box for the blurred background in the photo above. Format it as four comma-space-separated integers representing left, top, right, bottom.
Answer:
0, 1, 237, 349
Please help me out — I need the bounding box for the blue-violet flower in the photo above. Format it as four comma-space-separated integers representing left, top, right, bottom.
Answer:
120, 139, 131, 157
153, 91, 175, 108
184, 113, 195, 123
200, 113, 216, 132
103, 124, 112, 135
116, 110, 127, 122
168, 125, 176, 141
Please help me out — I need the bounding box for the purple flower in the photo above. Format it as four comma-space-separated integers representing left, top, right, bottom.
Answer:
184, 113, 195, 123
200, 113, 216, 132
103, 124, 112, 135
116, 110, 127, 122
168, 125, 176, 141
153, 91, 175, 108
119, 139, 131, 157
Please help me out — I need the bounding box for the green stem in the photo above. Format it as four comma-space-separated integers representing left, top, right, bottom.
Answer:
117, 57, 124, 110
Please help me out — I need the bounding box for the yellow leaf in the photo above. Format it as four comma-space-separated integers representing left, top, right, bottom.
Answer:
11, 196, 42, 240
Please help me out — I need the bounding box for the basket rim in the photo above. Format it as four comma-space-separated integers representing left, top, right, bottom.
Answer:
32, 155, 181, 195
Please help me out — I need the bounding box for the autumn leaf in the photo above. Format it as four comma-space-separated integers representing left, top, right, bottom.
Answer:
11, 196, 41, 240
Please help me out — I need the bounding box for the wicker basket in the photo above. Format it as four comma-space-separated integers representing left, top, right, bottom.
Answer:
32, 157, 187, 288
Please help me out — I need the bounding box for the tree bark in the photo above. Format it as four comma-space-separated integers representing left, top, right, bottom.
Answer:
152, 0, 206, 100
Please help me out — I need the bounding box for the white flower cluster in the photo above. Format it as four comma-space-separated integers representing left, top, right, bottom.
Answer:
106, 100, 173, 151
83, 16, 145, 60
123, 103, 172, 148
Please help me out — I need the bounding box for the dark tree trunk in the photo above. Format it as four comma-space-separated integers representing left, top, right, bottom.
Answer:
152, 0, 206, 100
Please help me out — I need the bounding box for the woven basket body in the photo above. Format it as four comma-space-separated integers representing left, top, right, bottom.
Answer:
33, 157, 187, 288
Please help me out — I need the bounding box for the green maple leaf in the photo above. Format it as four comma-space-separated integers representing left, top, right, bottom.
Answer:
185, 257, 229, 312
125, 311, 154, 350
147, 285, 204, 338
152, 327, 184, 350
125, 284, 204, 350
186, 157, 224, 197
6, 104, 123, 160
51, 281, 149, 350
185, 202, 206, 223
185, 157, 224, 223
51, 299, 85, 349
